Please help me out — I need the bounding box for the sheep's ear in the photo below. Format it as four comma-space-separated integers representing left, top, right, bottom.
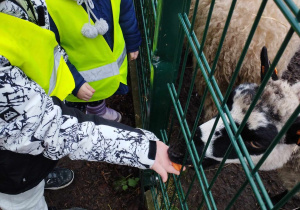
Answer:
260, 46, 278, 82
285, 116, 300, 146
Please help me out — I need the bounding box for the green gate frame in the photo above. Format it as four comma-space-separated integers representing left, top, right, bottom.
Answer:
134, 0, 300, 209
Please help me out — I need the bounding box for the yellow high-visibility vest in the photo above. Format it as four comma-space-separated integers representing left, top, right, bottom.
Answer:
46, 0, 128, 102
0, 12, 75, 101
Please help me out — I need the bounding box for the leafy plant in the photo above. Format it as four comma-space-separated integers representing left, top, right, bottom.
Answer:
113, 175, 140, 191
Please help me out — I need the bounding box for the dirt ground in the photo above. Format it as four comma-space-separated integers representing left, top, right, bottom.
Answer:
177, 164, 300, 209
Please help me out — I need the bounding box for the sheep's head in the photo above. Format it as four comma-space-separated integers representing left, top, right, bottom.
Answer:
168, 47, 300, 171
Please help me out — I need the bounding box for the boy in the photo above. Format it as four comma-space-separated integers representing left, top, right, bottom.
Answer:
47, 0, 142, 122
0, 0, 178, 209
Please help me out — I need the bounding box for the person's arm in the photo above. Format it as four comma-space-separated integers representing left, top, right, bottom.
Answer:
46, 96, 158, 169
66, 60, 86, 96
119, 0, 142, 54
0, 56, 179, 178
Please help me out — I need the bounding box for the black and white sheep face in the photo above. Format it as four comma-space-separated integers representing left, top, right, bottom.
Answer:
168, 79, 300, 171
194, 80, 300, 171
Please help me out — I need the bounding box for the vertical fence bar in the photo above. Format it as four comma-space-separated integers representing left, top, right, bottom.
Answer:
149, 0, 191, 137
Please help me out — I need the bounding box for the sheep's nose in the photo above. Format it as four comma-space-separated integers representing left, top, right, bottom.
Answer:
167, 143, 187, 165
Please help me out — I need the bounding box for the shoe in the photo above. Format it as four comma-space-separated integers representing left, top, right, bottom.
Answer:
44, 168, 74, 190
86, 100, 122, 122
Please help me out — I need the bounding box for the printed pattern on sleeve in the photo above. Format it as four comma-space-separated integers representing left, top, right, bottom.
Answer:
0, 57, 155, 169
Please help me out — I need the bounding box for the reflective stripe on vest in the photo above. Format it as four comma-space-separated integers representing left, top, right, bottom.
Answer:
48, 46, 60, 95
0, 12, 75, 101
80, 47, 126, 82
47, 0, 128, 102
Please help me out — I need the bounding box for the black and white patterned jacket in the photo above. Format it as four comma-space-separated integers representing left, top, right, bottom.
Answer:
0, 0, 157, 172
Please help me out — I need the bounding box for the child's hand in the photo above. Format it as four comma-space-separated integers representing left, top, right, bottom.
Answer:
151, 141, 182, 182
77, 82, 95, 101
129, 51, 139, 61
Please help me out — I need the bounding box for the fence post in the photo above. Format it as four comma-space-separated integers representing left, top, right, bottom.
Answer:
149, 0, 190, 137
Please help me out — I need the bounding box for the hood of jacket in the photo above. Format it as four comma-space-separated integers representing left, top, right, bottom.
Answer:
0, 0, 50, 28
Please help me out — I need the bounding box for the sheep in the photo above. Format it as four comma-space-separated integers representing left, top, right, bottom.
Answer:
189, 0, 300, 122
168, 0, 300, 203
168, 46, 300, 202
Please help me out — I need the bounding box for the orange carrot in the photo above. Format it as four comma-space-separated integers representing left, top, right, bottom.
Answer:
172, 162, 183, 171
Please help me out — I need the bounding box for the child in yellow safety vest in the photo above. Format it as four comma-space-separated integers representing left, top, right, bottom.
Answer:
47, 0, 141, 123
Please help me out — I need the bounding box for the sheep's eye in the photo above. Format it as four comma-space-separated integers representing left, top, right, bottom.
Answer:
250, 141, 261, 149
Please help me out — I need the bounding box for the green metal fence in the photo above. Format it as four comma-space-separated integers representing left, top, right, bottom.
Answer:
134, 0, 300, 209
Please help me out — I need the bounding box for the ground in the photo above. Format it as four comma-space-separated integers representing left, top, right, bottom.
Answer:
178, 164, 300, 209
